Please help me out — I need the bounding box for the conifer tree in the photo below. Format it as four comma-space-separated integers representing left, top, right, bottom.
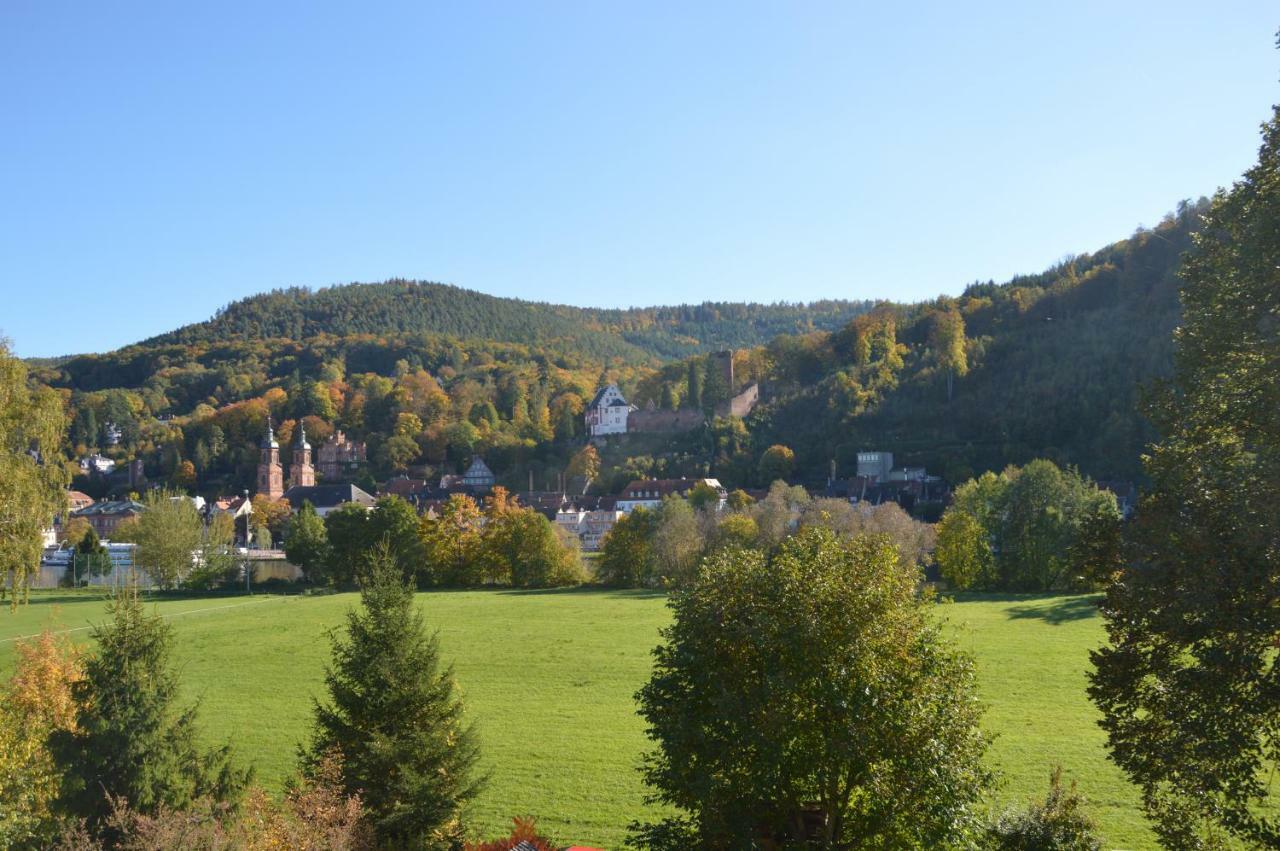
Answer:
51, 589, 249, 837
303, 549, 484, 849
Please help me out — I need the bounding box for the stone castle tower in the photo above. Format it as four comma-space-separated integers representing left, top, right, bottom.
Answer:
256, 418, 284, 500
290, 421, 315, 488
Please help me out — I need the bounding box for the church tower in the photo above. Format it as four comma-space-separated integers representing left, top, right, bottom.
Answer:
257, 417, 284, 500
289, 420, 315, 488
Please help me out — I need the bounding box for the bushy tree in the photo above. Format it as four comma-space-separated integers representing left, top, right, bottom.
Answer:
633, 528, 990, 848
649, 497, 703, 587
750, 480, 810, 550
1089, 104, 1280, 848
284, 500, 331, 582
757, 444, 795, 483
367, 495, 426, 583
51, 590, 249, 837
707, 512, 758, 552
250, 495, 293, 543
597, 508, 656, 587
566, 444, 601, 486
120, 490, 203, 588
936, 508, 995, 589
54, 753, 372, 850
304, 550, 484, 849
936, 461, 1117, 591
685, 481, 720, 511
986, 768, 1102, 851
799, 498, 935, 568
419, 494, 482, 586
0, 341, 67, 608
324, 502, 373, 587
0, 631, 83, 848
490, 508, 584, 588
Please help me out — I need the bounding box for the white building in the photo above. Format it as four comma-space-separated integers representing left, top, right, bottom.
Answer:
555, 508, 623, 551
585, 384, 635, 436
79, 453, 116, 475
855, 451, 893, 481
616, 478, 726, 514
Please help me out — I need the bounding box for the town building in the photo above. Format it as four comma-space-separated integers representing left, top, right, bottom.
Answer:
856, 451, 894, 481
72, 499, 144, 539
616, 478, 726, 513
209, 494, 254, 545
66, 490, 95, 513
584, 384, 635, 436
50, 490, 97, 544
281, 483, 376, 517
461, 457, 496, 490
555, 507, 623, 551
256, 419, 284, 500
381, 476, 430, 500
78, 453, 116, 476
316, 430, 367, 481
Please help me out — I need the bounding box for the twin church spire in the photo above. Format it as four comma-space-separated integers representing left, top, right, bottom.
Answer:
256, 417, 314, 499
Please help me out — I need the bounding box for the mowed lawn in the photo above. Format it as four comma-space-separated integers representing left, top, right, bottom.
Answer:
0, 589, 1153, 849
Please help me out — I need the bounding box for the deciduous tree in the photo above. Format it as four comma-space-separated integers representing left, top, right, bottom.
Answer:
284, 500, 331, 582
632, 528, 989, 848
1089, 103, 1280, 849
757, 444, 795, 483
0, 341, 68, 608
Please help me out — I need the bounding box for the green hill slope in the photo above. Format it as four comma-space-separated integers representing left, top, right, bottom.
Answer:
144, 280, 874, 362
738, 200, 1203, 481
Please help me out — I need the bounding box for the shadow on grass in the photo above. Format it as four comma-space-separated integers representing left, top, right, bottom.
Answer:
942, 592, 1103, 626
21, 588, 298, 607
491, 585, 668, 600
16, 591, 114, 607
1006, 595, 1101, 625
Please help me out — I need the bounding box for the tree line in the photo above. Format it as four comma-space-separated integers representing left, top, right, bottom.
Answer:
286, 489, 586, 590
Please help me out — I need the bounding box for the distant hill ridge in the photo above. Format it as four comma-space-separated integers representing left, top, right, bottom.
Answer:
145, 279, 876, 361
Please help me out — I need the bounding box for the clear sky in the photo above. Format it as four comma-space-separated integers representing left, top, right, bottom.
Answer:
2, 2, 1276, 357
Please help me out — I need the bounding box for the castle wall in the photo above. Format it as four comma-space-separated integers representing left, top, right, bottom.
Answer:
627, 408, 705, 433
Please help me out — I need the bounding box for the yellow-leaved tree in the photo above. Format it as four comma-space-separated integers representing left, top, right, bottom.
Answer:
0, 630, 84, 846
0, 340, 68, 609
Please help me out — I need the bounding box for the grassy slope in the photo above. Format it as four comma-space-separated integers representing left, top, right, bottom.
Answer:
0, 590, 1153, 849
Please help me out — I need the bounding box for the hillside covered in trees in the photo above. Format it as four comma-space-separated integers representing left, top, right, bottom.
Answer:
142, 281, 875, 362
737, 200, 1204, 482
31, 200, 1202, 497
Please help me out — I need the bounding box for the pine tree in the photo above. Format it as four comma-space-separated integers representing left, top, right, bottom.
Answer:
303, 549, 484, 848
50, 589, 250, 837
685, 361, 703, 410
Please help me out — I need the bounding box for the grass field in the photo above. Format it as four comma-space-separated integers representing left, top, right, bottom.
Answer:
0, 589, 1153, 849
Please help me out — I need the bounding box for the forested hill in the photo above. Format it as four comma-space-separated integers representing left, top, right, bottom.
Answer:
145, 280, 875, 362
731, 199, 1209, 482
38, 200, 1202, 497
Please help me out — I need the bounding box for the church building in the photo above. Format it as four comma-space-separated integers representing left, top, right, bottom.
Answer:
256, 418, 284, 500
289, 421, 316, 487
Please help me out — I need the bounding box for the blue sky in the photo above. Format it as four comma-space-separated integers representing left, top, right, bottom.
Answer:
2, 2, 1276, 357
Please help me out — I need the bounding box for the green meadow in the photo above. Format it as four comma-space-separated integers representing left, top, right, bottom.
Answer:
0, 589, 1153, 849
